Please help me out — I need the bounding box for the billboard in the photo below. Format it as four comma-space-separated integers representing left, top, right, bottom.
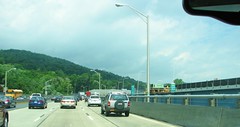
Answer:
153, 84, 164, 88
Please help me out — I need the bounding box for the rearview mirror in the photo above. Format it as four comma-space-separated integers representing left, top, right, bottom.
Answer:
182, 0, 240, 25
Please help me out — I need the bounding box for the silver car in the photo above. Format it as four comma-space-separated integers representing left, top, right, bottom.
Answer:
101, 92, 130, 117
60, 96, 76, 109
88, 95, 101, 107
0, 96, 16, 108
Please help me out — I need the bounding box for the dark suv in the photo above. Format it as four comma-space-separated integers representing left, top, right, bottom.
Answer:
101, 92, 130, 117
0, 100, 9, 127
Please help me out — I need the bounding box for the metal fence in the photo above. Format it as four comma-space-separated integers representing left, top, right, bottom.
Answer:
177, 77, 240, 89
129, 94, 240, 109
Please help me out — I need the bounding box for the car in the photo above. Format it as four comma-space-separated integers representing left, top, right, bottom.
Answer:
54, 96, 62, 103
0, 95, 16, 108
16, 96, 25, 101
88, 95, 101, 107
73, 96, 79, 105
30, 93, 42, 99
0, 100, 9, 127
60, 96, 76, 109
28, 96, 47, 109
85, 96, 89, 102
101, 92, 130, 117
51, 96, 56, 101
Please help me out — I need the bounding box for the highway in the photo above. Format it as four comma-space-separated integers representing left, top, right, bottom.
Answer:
9, 101, 181, 127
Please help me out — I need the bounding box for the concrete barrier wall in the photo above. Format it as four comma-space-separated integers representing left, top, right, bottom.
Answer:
130, 102, 240, 127
219, 108, 240, 127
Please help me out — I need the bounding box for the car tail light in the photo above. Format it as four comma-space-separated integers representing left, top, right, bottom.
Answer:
39, 100, 44, 103
128, 101, 130, 106
5, 100, 10, 103
61, 101, 65, 103
71, 101, 75, 103
108, 101, 110, 106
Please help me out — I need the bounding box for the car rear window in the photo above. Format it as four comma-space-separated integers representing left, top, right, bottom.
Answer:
91, 96, 99, 99
32, 94, 40, 96
30, 97, 38, 100
110, 94, 128, 100
63, 96, 74, 100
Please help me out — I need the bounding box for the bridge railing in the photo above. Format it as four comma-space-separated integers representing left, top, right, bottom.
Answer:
129, 94, 240, 109
176, 77, 240, 90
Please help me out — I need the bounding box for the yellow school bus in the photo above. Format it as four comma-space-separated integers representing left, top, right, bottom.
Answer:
5, 89, 23, 99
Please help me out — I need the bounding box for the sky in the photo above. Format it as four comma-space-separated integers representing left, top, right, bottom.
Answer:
0, 0, 239, 84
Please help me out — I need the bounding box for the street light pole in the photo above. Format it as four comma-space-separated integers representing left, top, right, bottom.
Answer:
91, 70, 101, 90
4, 68, 16, 93
45, 79, 53, 96
116, 3, 150, 102
122, 77, 127, 89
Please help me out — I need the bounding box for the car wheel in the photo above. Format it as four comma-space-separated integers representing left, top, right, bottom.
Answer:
28, 107, 31, 109
101, 108, 104, 114
125, 111, 129, 117
105, 111, 110, 116
2, 115, 8, 127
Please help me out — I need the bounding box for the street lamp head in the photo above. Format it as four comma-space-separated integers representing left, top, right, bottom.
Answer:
115, 3, 125, 7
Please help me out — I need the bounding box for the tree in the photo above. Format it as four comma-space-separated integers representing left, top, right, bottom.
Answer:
173, 78, 185, 85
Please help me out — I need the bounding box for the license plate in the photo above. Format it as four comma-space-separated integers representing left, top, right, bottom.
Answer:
110, 109, 115, 111
34, 101, 37, 103
118, 103, 122, 105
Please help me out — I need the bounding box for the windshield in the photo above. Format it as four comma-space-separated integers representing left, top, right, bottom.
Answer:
111, 95, 128, 100
0, 1, 239, 127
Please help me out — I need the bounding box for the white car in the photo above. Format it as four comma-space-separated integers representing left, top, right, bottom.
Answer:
88, 95, 101, 107
60, 96, 76, 109
30, 93, 42, 99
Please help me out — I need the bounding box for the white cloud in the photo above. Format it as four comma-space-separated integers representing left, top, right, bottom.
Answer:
0, 0, 240, 84
173, 52, 191, 63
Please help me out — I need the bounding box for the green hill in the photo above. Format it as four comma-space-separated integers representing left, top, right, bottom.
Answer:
0, 49, 89, 74
0, 49, 145, 94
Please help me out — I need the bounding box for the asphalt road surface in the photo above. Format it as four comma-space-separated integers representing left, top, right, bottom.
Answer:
9, 101, 181, 127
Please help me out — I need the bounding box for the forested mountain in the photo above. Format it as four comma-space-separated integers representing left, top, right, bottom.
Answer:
0, 49, 145, 95
0, 49, 89, 75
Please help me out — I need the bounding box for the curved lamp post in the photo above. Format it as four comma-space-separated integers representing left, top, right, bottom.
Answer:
4, 68, 16, 93
116, 3, 150, 102
91, 70, 101, 90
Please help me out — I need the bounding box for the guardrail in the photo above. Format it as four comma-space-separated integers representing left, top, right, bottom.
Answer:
129, 94, 240, 109
129, 94, 240, 127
